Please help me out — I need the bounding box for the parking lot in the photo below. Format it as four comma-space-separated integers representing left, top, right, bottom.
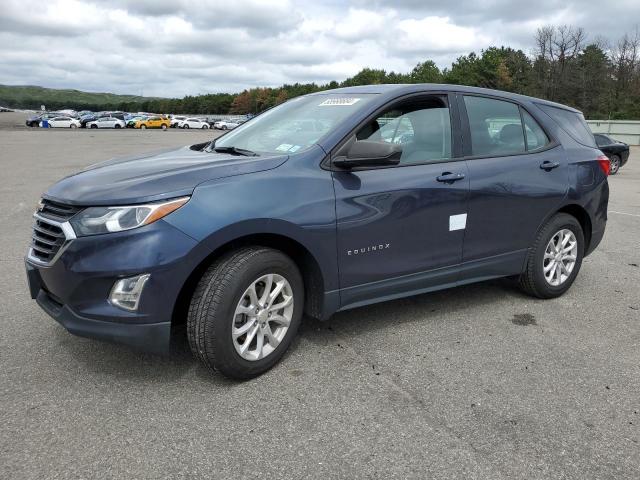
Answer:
1, 111, 639, 479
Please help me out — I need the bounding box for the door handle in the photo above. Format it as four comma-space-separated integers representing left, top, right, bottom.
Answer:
436, 172, 466, 183
540, 160, 560, 171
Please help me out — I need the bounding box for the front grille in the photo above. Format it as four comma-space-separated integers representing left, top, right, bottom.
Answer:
30, 218, 67, 263
38, 198, 81, 221
29, 199, 79, 265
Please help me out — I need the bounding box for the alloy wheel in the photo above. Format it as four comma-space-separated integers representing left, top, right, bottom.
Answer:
232, 273, 294, 361
543, 229, 578, 286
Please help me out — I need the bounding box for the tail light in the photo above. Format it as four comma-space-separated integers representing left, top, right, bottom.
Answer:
596, 155, 610, 176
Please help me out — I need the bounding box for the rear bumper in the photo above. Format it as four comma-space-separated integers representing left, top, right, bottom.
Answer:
35, 288, 171, 354
621, 149, 630, 166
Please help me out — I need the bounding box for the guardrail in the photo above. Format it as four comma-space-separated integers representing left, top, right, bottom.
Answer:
587, 120, 640, 145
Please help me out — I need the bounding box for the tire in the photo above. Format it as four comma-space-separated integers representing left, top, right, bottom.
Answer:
187, 247, 304, 379
115, 124, 121, 129
140, 124, 147, 129
90, 124, 98, 129
202, 124, 208, 129
70, 124, 77, 129
161, 124, 168, 130
609, 154, 621, 175
183, 124, 189, 129
222, 125, 227, 130
519, 213, 584, 299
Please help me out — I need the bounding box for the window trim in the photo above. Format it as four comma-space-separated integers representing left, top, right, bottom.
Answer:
457, 93, 559, 161
325, 91, 462, 171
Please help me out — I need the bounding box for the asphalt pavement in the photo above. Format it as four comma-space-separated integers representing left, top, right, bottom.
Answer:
1, 119, 638, 479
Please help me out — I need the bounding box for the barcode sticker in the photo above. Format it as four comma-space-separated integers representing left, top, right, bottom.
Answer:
318, 98, 361, 106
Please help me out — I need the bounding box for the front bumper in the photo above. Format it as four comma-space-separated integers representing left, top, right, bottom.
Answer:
25, 219, 205, 353
32, 283, 171, 354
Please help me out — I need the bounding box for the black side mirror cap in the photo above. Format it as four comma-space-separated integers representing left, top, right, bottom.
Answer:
333, 140, 402, 169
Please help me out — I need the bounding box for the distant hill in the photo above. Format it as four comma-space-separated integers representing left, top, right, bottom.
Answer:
0, 84, 162, 111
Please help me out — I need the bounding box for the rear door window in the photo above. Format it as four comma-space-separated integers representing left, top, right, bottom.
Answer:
537, 104, 596, 147
463, 96, 525, 156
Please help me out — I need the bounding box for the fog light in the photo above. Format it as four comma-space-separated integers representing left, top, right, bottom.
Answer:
109, 274, 150, 311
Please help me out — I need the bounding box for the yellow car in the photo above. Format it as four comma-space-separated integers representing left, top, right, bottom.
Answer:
135, 116, 170, 130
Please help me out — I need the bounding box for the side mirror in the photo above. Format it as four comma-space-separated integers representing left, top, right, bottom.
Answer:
334, 140, 402, 169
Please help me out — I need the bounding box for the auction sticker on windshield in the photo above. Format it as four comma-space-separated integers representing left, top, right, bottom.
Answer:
318, 98, 361, 106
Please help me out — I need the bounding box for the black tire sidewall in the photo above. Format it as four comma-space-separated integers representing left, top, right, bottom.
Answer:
531, 214, 584, 297
206, 250, 304, 378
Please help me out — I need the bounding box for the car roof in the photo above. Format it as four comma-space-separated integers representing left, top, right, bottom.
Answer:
308, 83, 581, 113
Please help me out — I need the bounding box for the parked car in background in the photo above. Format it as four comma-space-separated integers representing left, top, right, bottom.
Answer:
135, 116, 170, 129
178, 118, 210, 129
26, 112, 61, 127
594, 133, 630, 175
86, 116, 126, 129
171, 116, 187, 128
80, 113, 103, 128
126, 116, 146, 128
41, 116, 81, 128
25, 84, 609, 379
213, 119, 241, 130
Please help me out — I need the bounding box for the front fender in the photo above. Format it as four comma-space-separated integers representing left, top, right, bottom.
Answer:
164, 147, 339, 291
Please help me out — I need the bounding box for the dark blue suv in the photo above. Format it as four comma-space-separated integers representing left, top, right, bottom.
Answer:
25, 85, 609, 379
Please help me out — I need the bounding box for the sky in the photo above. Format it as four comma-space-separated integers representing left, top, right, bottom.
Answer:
0, 0, 638, 98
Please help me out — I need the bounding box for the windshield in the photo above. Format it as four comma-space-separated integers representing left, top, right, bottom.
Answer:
213, 93, 377, 155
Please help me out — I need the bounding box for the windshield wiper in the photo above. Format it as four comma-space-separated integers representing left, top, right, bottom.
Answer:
213, 146, 259, 156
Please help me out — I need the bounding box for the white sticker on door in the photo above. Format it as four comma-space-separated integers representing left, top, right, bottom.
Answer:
449, 213, 467, 231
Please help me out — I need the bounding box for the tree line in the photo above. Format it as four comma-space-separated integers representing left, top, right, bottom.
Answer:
10, 25, 640, 119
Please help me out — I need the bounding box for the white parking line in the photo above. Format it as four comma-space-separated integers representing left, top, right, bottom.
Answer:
610, 210, 640, 218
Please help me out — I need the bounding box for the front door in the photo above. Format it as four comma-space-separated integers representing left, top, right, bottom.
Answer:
332, 94, 469, 308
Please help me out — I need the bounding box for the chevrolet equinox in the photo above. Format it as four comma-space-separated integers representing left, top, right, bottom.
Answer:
26, 85, 609, 379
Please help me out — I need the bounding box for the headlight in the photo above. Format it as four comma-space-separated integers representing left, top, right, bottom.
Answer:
70, 197, 189, 236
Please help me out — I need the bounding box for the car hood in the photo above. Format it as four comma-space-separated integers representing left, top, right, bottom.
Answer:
44, 145, 288, 206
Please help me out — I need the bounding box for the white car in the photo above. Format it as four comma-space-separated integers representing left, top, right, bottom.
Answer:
86, 117, 126, 129
170, 116, 187, 128
41, 116, 81, 128
178, 118, 210, 129
213, 119, 241, 130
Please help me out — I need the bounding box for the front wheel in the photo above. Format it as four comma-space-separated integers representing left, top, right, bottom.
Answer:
609, 154, 621, 175
202, 124, 209, 129
187, 247, 304, 379
70, 124, 77, 129
114, 124, 121, 129
183, 124, 189, 129
140, 124, 147, 129
161, 124, 168, 130
90, 124, 98, 129
519, 213, 584, 299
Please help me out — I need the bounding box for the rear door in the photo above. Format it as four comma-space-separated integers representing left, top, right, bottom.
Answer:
457, 94, 568, 277
332, 93, 470, 307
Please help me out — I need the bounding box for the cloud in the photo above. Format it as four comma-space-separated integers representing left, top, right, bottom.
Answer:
0, 0, 638, 97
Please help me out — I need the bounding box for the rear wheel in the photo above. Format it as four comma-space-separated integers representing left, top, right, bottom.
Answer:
114, 124, 121, 129
519, 213, 584, 299
609, 154, 621, 175
187, 247, 303, 379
